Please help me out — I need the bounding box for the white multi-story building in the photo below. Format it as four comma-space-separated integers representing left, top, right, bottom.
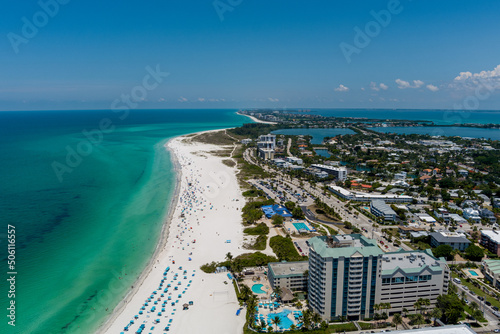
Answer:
257, 134, 276, 160
311, 164, 347, 181
307, 235, 450, 321
377, 250, 450, 314
328, 185, 413, 203
370, 200, 397, 222
434, 208, 450, 224
463, 207, 481, 223
308, 235, 383, 321
267, 261, 308, 292
286, 157, 303, 165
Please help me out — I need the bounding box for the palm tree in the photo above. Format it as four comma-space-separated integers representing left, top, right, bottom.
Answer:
247, 296, 258, 325
413, 299, 422, 315
430, 308, 442, 326
421, 299, 430, 319
414, 313, 425, 328
373, 303, 380, 316
402, 308, 409, 318
273, 286, 282, 301
461, 290, 467, 303
289, 324, 297, 331
312, 312, 322, 329
302, 309, 312, 330
271, 315, 281, 332
392, 313, 403, 330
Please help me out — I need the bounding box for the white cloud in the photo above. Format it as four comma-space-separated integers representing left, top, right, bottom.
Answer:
197, 98, 205, 102
455, 64, 500, 81
452, 64, 500, 91
395, 79, 410, 89
268, 97, 279, 102
426, 84, 439, 92
396, 79, 424, 89
158, 98, 165, 102
178, 96, 188, 102
413, 80, 424, 88
334, 84, 349, 92
370, 82, 388, 91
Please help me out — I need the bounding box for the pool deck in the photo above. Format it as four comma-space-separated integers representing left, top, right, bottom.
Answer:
462, 268, 484, 279
241, 268, 272, 299
283, 219, 313, 234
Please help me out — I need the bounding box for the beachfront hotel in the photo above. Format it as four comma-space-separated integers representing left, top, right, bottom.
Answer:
267, 261, 309, 292
308, 235, 383, 321
376, 249, 450, 314
307, 235, 450, 321
257, 134, 276, 160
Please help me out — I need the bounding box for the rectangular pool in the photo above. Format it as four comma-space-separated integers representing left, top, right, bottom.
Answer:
293, 222, 310, 231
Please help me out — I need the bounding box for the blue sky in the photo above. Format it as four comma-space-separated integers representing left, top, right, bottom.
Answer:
1, 0, 500, 110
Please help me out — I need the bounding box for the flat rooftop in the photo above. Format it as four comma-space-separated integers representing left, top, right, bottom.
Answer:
482, 230, 500, 243
308, 235, 384, 258
381, 249, 445, 275
388, 324, 476, 334
268, 261, 309, 277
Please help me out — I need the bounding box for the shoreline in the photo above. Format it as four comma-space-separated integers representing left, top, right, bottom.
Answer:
101, 128, 248, 334
237, 111, 278, 124
97, 137, 183, 333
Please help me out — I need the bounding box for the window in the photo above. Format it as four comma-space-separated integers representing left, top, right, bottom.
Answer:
392, 277, 404, 284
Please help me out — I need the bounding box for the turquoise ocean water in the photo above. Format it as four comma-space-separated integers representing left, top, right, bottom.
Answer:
0, 108, 499, 334
0, 109, 248, 334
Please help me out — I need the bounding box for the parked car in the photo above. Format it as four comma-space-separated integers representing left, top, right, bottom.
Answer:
486, 301, 492, 306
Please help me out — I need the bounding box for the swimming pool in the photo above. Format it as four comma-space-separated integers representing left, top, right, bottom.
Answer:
469, 270, 479, 276
293, 222, 310, 231
268, 309, 294, 330
252, 284, 266, 294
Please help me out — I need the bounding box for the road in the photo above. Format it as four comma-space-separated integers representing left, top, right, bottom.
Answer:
242, 147, 411, 253
454, 281, 499, 331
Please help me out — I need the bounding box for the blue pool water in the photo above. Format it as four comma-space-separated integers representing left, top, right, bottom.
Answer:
252, 284, 266, 294
268, 309, 294, 330
469, 270, 479, 276
293, 222, 310, 231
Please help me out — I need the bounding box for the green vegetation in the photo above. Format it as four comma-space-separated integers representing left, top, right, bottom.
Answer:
241, 199, 274, 224
269, 235, 305, 261
248, 235, 267, 250
271, 214, 284, 226
242, 188, 266, 197
314, 198, 341, 221
243, 223, 269, 235
433, 244, 454, 260
229, 123, 278, 138
292, 206, 305, 219
200, 252, 278, 273
464, 244, 484, 261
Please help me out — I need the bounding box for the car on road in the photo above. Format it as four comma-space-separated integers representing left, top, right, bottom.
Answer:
493, 306, 499, 312
463, 286, 469, 291
478, 296, 484, 301
486, 301, 492, 306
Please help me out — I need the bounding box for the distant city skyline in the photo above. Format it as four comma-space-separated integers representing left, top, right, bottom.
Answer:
1, 0, 500, 111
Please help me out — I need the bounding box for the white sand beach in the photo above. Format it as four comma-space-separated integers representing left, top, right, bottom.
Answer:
237, 112, 277, 124
101, 131, 247, 334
